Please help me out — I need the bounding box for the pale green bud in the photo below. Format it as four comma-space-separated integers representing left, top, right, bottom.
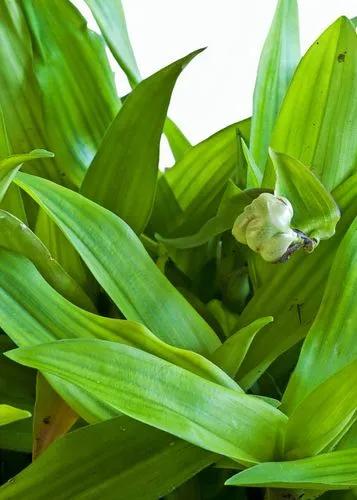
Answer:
232, 193, 304, 263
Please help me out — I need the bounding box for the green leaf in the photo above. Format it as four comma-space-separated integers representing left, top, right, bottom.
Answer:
84, 0, 141, 87
0, 418, 32, 453
250, 0, 300, 173
211, 317, 273, 378
0, 249, 238, 392
21, 0, 119, 185
83, 0, 191, 162
0, 249, 234, 423
268, 17, 357, 190
0, 416, 214, 500
282, 216, 357, 413
241, 139, 261, 188
0, 149, 53, 202
0, 404, 30, 427
157, 181, 253, 249
151, 120, 250, 238
15, 172, 220, 354
6, 338, 287, 465
225, 449, 357, 490
0, 185, 26, 223
0, 210, 93, 311
284, 361, 357, 459
163, 117, 192, 161
0, 1, 60, 182
235, 173, 357, 389
81, 50, 202, 234
0, 336, 35, 413
271, 149, 340, 241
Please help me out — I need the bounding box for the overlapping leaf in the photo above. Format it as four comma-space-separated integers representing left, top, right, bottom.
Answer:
226, 449, 357, 490
6, 338, 287, 465
282, 216, 357, 413
149, 119, 250, 237
81, 50, 202, 234
236, 174, 357, 389
0, 210, 93, 311
15, 172, 220, 354
284, 361, 357, 459
21, 0, 119, 186
267, 17, 357, 190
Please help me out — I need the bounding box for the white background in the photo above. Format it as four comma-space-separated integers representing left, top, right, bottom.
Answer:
73, 0, 356, 165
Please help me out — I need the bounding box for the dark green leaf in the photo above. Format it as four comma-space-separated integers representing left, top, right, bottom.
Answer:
0, 416, 214, 500
21, 0, 119, 185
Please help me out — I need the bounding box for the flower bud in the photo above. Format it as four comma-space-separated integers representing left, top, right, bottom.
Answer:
232, 193, 302, 263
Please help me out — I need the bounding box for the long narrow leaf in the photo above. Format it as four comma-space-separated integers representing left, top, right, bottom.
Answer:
268, 16, 357, 190
250, 0, 300, 173
282, 216, 357, 413
15, 172, 220, 354
284, 361, 357, 458
81, 50, 202, 234
6, 339, 288, 465
226, 449, 357, 490
21, 0, 119, 185
236, 174, 357, 389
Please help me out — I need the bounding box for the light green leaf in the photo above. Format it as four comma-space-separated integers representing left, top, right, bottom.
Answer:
226, 449, 357, 490
271, 149, 340, 240
0, 248, 233, 423
15, 172, 220, 354
250, 0, 300, 173
235, 173, 357, 389
0, 149, 53, 202
21, 0, 119, 185
151, 119, 250, 238
0, 249, 238, 393
34, 210, 96, 298
0, 404, 30, 427
0, 210, 93, 311
84, 0, 191, 162
282, 216, 357, 413
6, 338, 288, 465
0, 184, 26, 223
337, 422, 357, 451
163, 117, 192, 161
268, 17, 357, 190
157, 181, 253, 249
241, 139, 261, 188
0, 416, 214, 500
81, 50, 202, 234
211, 317, 273, 378
84, 0, 141, 87
284, 361, 357, 459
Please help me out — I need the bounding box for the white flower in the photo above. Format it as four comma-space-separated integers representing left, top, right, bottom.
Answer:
232, 193, 300, 262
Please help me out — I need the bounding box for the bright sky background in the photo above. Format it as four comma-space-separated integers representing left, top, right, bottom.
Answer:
73, 0, 356, 166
